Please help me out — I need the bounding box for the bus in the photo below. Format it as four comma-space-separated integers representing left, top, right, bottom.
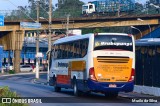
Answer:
49, 33, 135, 97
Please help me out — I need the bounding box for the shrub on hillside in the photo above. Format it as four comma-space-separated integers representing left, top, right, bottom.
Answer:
0, 86, 28, 106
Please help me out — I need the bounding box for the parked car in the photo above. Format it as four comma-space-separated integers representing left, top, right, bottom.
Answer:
20, 65, 33, 72
39, 64, 48, 71
4, 64, 13, 72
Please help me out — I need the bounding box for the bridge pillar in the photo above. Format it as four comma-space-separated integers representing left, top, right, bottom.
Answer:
14, 50, 21, 73
13, 30, 25, 73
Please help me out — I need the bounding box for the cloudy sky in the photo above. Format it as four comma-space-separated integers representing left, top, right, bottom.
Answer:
0, 0, 147, 10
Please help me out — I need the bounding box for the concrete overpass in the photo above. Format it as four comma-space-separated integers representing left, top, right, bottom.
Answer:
1, 14, 160, 72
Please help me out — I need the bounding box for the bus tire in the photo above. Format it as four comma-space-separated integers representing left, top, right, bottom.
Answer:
73, 79, 81, 96
105, 92, 118, 98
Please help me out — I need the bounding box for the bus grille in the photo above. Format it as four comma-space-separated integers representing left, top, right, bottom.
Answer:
97, 56, 129, 63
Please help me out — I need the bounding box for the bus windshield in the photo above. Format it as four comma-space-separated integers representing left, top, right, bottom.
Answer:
94, 35, 133, 51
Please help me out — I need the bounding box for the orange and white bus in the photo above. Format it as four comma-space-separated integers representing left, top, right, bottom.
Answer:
49, 33, 135, 97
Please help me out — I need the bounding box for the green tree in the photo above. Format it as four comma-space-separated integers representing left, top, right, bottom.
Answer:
54, 0, 84, 18
5, 0, 54, 21
28, 0, 54, 19
133, 2, 144, 15
5, 6, 29, 20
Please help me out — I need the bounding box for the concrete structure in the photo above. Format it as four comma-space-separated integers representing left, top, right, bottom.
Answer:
2, 37, 48, 66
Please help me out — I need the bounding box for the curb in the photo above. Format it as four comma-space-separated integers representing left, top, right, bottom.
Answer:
0, 72, 47, 80
119, 92, 157, 100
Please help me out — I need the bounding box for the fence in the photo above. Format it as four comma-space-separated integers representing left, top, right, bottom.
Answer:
135, 38, 160, 88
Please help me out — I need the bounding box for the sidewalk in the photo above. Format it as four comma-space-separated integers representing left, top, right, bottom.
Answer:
0, 71, 47, 80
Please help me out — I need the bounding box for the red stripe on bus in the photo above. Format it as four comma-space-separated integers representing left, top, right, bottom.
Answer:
57, 75, 71, 85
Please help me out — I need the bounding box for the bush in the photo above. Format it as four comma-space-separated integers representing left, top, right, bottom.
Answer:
9, 70, 15, 74
0, 86, 28, 106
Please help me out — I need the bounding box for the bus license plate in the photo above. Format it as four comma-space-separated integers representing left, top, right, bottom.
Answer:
109, 84, 117, 88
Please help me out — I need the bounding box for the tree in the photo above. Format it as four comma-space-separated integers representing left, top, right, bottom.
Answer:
53, 0, 84, 18
133, 2, 144, 15
5, 0, 54, 20
28, 0, 54, 19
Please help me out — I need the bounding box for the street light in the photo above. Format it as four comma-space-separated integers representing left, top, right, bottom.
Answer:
131, 26, 142, 38
39, 17, 48, 21
137, 18, 151, 38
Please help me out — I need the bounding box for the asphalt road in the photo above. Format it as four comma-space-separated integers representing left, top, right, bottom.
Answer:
0, 73, 159, 106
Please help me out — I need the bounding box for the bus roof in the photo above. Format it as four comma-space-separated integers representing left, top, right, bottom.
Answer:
53, 33, 92, 45
53, 33, 129, 45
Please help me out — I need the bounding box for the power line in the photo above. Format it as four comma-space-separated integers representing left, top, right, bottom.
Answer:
7, 0, 36, 22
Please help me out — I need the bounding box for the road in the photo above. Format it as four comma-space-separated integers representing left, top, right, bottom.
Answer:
0, 73, 159, 106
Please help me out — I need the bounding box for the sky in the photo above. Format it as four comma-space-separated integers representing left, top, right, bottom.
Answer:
0, 0, 147, 10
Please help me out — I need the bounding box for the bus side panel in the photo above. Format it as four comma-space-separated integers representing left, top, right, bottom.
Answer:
70, 61, 89, 91
49, 57, 56, 86
55, 60, 70, 85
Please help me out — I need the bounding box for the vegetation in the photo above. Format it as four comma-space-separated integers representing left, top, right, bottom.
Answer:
0, 86, 28, 106
9, 70, 15, 74
5, 0, 54, 20
53, 0, 84, 18
5, 0, 83, 20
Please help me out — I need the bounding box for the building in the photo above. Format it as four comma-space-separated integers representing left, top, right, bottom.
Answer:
2, 37, 48, 66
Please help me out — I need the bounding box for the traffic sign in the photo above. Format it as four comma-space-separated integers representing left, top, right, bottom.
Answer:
20, 22, 41, 28
0, 15, 4, 26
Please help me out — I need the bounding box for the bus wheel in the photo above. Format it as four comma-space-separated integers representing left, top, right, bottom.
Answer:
73, 80, 81, 96
105, 92, 118, 98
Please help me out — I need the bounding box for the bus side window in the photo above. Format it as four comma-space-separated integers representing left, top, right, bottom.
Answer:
77, 41, 81, 58
57, 45, 61, 59
68, 43, 71, 58
54, 45, 58, 59
65, 43, 69, 58
52, 45, 56, 58
62, 44, 65, 59
80, 40, 83, 58
60, 44, 64, 59
82, 39, 89, 57
70, 43, 74, 58
73, 42, 76, 58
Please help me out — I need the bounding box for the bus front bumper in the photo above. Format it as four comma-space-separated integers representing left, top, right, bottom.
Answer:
87, 79, 134, 93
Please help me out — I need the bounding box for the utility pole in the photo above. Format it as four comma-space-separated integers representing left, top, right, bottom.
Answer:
47, 0, 52, 82
117, 0, 120, 17
66, 14, 70, 37
36, 0, 40, 79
